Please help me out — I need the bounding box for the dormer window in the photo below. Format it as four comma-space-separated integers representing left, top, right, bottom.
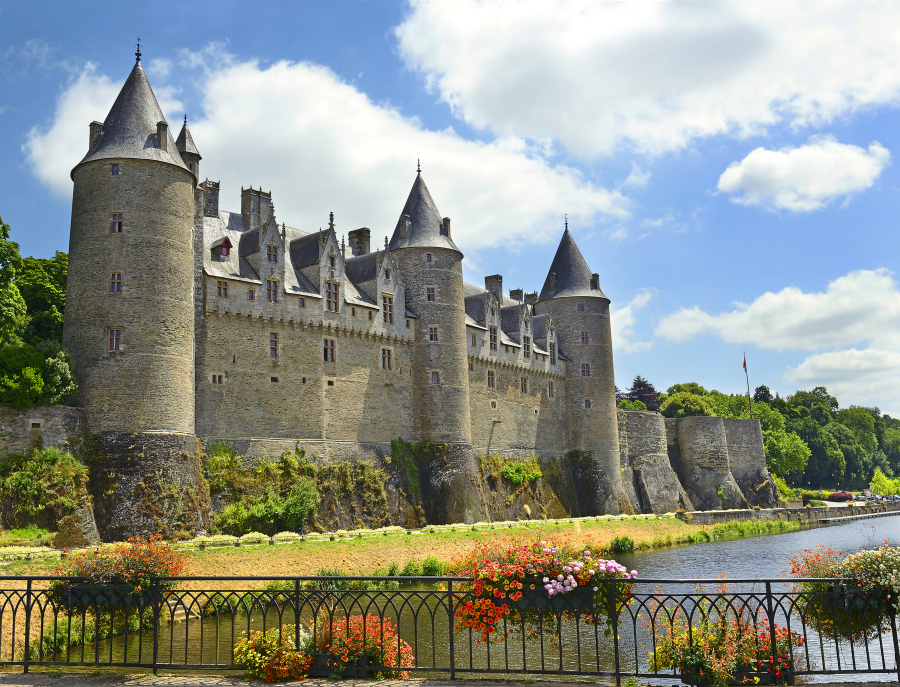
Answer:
267, 245, 277, 263
219, 237, 232, 261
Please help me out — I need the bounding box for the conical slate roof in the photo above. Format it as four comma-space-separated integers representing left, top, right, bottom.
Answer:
537, 228, 607, 301
176, 118, 201, 158
388, 173, 459, 252
72, 60, 189, 177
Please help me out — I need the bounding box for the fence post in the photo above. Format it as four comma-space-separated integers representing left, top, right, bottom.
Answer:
23, 578, 32, 673
608, 579, 621, 687
890, 607, 900, 683
448, 579, 456, 680
152, 578, 160, 676
764, 582, 779, 668
294, 579, 301, 651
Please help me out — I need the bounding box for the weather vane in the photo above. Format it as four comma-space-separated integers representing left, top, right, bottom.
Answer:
135, 37, 142, 63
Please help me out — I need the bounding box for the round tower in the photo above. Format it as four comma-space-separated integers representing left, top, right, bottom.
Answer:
533, 224, 631, 515
63, 50, 208, 538
388, 171, 483, 523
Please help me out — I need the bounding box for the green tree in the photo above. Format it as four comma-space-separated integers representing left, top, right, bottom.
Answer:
35, 340, 76, 404
625, 375, 660, 411
881, 428, 900, 474
835, 406, 878, 456
753, 385, 773, 403
870, 467, 900, 496
789, 387, 838, 414
666, 382, 708, 397
659, 392, 715, 418
16, 252, 67, 345
826, 422, 871, 489
764, 428, 811, 478
790, 416, 845, 487
0, 345, 44, 408
617, 399, 647, 411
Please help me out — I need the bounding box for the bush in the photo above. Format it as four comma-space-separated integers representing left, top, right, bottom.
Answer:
617, 399, 647, 411
233, 624, 312, 682
400, 560, 421, 576
772, 474, 797, 501
421, 556, 444, 576
327, 614, 415, 678
828, 491, 854, 502
0, 447, 88, 528
659, 392, 714, 419
870, 468, 900, 495
610, 535, 635, 554
500, 459, 542, 486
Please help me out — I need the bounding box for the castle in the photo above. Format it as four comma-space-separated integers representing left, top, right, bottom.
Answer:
56, 52, 778, 537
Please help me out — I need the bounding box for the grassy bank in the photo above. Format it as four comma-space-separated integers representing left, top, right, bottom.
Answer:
0, 516, 799, 583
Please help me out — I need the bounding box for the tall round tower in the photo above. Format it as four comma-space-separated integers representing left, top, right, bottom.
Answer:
63, 50, 208, 538
388, 171, 483, 523
533, 225, 630, 515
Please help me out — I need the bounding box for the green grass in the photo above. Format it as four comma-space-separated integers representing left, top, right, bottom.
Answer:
0, 527, 53, 547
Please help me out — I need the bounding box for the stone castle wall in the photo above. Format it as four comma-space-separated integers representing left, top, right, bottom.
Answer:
0, 404, 87, 457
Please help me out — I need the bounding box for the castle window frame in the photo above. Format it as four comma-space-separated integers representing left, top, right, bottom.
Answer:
431, 371, 440, 385
382, 348, 392, 370
582, 363, 590, 377
468, 359, 474, 371
548, 380, 554, 398
523, 336, 531, 359
406, 319, 410, 328
324, 338, 335, 363
384, 268, 391, 281
325, 281, 339, 312
487, 370, 495, 388
248, 289, 255, 301
471, 333, 477, 347
426, 286, 435, 302
425, 253, 432, 263
270, 332, 278, 357
368, 310, 373, 320
577, 303, 584, 312
298, 297, 305, 308
584, 399, 591, 409
383, 295, 394, 324
329, 254, 336, 268
110, 273, 122, 293
267, 279, 278, 303
490, 400, 497, 409
108, 328, 120, 351
525, 319, 529, 331
110, 213, 123, 233
219, 239, 231, 260
216, 280, 228, 298
267, 245, 278, 263
581, 331, 589, 344
351, 307, 356, 317
111, 164, 119, 176
549, 342, 556, 365
428, 326, 438, 342
489, 326, 498, 351
520, 376, 528, 394
212, 374, 223, 384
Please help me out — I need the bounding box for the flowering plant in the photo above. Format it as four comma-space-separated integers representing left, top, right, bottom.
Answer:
326, 613, 415, 678
233, 624, 313, 682
453, 538, 636, 643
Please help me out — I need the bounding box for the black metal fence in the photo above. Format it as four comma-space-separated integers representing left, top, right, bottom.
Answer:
1, 576, 898, 683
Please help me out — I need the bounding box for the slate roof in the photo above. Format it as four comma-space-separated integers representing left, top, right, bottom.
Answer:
537, 228, 607, 301
500, 304, 524, 335
175, 118, 200, 157
462, 282, 517, 307
388, 174, 459, 252
531, 313, 551, 340
343, 251, 380, 284
73, 61, 189, 177
289, 232, 323, 269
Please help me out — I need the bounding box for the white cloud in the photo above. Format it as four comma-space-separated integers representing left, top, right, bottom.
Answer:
611, 292, 653, 353
621, 163, 650, 188
717, 137, 890, 211
396, 1, 900, 157
655, 269, 900, 413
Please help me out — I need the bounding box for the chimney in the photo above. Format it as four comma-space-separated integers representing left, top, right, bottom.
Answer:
524, 291, 538, 307
89, 121, 103, 151
157, 121, 168, 152
509, 288, 524, 303
348, 228, 371, 255
590, 273, 600, 290
240, 187, 273, 234
442, 216, 451, 238
485, 274, 503, 301
203, 180, 220, 218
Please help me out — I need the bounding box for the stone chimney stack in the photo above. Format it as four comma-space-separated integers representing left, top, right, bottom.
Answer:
348, 228, 371, 254
442, 216, 451, 238
524, 291, 538, 307
485, 274, 503, 301
89, 122, 103, 151
202, 180, 220, 218
157, 121, 168, 152
509, 288, 524, 302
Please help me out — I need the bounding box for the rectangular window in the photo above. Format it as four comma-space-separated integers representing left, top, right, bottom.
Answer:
220, 244, 230, 259
429, 326, 438, 342
267, 245, 277, 263
489, 326, 498, 351
584, 399, 591, 409
525, 319, 529, 331
581, 331, 589, 344
271, 377, 279, 383
298, 297, 305, 307
406, 319, 410, 328
212, 374, 223, 384
368, 310, 372, 320
383, 295, 394, 324
471, 333, 477, 347
582, 363, 591, 377
426, 287, 435, 301
351, 307, 356, 317
110, 213, 123, 233
425, 253, 432, 263
431, 371, 439, 384
108, 329, 120, 351
270, 332, 278, 357
325, 282, 339, 312
267, 279, 278, 303
110, 273, 122, 293
487, 370, 495, 388
384, 268, 390, 280
382, 348, 392, 370
468, 359, 474, 371
520, 377, 528, 394
111, 164, 119, 176
329, 255, 336, 268
248, 289, 255, 301
324, 338, 335, 363
577, 303, 584, 311
216, 280, 228, 297
548, 380, 554, 398
549, 342, 556, 365
523, 336, 531, 359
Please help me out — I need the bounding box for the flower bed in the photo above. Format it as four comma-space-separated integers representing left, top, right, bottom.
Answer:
234, 624, 313, 682
452, 539, 636, 643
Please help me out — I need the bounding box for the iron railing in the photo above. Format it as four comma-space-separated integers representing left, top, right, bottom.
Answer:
1, 575, 897, 683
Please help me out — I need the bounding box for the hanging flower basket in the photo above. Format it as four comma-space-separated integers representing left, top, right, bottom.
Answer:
825, 585, 886, 611
513, 577, 597, 611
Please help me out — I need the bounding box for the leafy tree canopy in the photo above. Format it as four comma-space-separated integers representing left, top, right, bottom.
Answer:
791, 416, 845, 487
16, 252, 67, 345
764, 428, 811, 478
625, 375, 660, 411
617, 399, 647, 411
753, 385, 773, 403
789, 386, 839, 413
659, 392, 714, 419
666, 382, 708, 397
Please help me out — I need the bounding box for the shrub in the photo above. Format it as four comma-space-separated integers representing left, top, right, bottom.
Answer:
617, 399, 647, 411
500, 459, 542, 487
327, 614, 414, 678
772, 474, 796, 500
0, 447, 88, 528
828, 491, 854, 502
400, 560, 421, 576
421, 556, 444, 576
233, 624, 312, 682
871, 468, 900, 495
610, 535, 635, 554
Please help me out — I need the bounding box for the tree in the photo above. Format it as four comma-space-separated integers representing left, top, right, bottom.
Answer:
835, 406, 878, 456
617, 399, 647, 411
881, 428, 900, 475
16, 252, 67, 345
789, 387, 838, 414
0, 214, 26, 345
826, 422, 871, 489
625, 375, 660, 411
791, 416, 845, 487
764, 428, 811, 478
35, 339, 76, 404
870, 467, 900, 496
753, 385, 773, 403
0, 345, 44, 408
666, 382, 708, 397
659, 392, 715, 419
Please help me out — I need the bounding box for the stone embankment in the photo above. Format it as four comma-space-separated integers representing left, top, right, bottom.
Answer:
677, 502, 900, 526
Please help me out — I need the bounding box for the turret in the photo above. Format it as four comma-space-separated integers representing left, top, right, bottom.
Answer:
62, 48, 206, 538
388, 168, 482, 523
534, 223, 630, 515
176, 115, 201, 179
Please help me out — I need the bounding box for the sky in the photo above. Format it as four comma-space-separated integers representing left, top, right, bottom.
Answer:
0, 0, 898, 415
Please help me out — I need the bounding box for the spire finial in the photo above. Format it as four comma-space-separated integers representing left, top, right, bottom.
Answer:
328, 211, 334, 231
385, 236, 389, 249
417, 159, 421, 175
184, 114, 188, 125
135, 38, 142, 64
564, 214, 568, 231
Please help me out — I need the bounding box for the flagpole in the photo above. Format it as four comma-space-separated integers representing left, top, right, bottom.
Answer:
744, 352, 753, 420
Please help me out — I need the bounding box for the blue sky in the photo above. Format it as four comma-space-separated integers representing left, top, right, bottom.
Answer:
1, 0, 898, 413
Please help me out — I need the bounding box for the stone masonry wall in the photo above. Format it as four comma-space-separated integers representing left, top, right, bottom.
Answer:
673, 416, 747, 511
0, 404, 87, 457
723, 418, 779, 508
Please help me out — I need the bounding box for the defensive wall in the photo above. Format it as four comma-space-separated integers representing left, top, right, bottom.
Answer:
680, 502, 900, 526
